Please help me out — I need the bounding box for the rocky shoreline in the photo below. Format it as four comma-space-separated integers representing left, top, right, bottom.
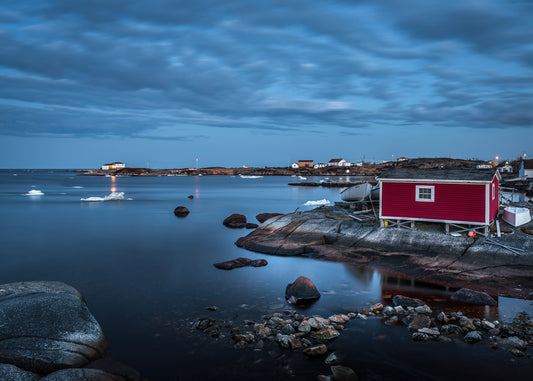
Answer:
236, 206, 533, 299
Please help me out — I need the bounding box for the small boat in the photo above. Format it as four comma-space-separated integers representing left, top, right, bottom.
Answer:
340, 182, 372, 202
502, 207, 531, 227
369, 184, 380, 200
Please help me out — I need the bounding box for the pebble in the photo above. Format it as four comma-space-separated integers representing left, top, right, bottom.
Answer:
412, 332, 430, 341
464, 331, 482, 343
325, 352, 341, 365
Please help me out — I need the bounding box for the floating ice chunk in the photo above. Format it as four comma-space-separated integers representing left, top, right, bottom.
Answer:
299, 176, 307, 180
72, 186, 84, 189
304, 199, 330, 206
81, 192, 125, 202
239, 175, 263, 179
25, 189, 44, 196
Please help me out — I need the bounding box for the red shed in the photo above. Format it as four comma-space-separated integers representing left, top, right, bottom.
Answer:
378, 168, 500, 232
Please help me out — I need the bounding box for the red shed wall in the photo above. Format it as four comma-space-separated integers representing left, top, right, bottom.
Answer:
381, 182, 487, 224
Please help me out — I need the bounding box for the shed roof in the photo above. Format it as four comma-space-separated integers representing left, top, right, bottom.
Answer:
378, 168, 499, 183
329, 158, 344, 163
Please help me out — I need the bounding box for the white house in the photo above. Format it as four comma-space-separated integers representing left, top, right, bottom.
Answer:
101, 162, 125, 171
499, 165, 513, 173
314, 163, 327, 169
476, 164, 493, 169
291, 162, 299, 169
328, 158, 351, 167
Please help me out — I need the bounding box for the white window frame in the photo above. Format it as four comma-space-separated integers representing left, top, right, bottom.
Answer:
492, 183, 495, 200
415, 185, 435, 202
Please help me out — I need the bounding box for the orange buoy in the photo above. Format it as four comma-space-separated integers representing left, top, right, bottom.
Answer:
468, 231, 477, 237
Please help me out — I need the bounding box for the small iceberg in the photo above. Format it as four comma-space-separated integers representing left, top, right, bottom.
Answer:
25, 189, 44, 196
239, 175, 263, 179
299, 176, 307, 180
304, 199, 331, 206
72, 186, 84, 189
81, 192, 125, 202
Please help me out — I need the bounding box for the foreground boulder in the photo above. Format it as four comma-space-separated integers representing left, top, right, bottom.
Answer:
0, 281, 108, 374
213, 257, 268, 270
285, 276, 320, 305
450, 288, 497, 306
223, 214, 247, 228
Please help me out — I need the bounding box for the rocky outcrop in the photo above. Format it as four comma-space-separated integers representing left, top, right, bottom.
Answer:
285, 276, 320, 305
223, 214, 247, 228
450, 288, 497, 306
0, 364, 39, 380
236, 206, 533, 298
256, 213, 283, 223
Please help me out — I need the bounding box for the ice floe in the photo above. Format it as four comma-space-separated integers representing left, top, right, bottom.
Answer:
299, 176, 307, 180
80, 192, 125, 202
25, 189, 44, 196
239, 175, 263, 179
72, 186, 84, 189
304, 199, 331, 206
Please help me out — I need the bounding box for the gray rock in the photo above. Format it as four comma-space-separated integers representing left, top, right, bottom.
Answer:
412, 332, 430, 341
223, 214, 247, 228
329, 314, 350, 324
281, 324, 295, 335
440, 325, 464, 335
383, 306, 395, 316
330, 365, 358, 381
418, 328, 440, 336
298, 320, 311, 333
384, 316, 399, 325
85, 358, 141, 381
303, 344, 327, 357
405, 314, 432, 331
0, 281, 108, 375
308, 317, 330, 330
414, 305, 432, 314
317, 375, 333, 381
450, 288, 497, 306
325, 352, 341, 365
40, 368, 119, 380
0, 364, 39, 381
173, 206, 190, 217
459, 317, 476, 331
498, 336, 528, 350
480, 320, 495, 330
369, 303, 383, 313
510, 348, 525, 357
464, 331, 482, 343
392, 295, 425, 307
312, 326, 340, 340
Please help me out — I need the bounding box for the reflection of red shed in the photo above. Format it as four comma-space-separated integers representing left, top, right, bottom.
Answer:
378, 168, 500, 233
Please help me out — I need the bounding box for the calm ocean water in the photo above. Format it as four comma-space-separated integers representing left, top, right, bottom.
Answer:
1, 169, 531, 380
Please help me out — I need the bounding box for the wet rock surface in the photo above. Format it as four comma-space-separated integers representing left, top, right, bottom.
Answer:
0, 281, 141, 380
256, 213, 284, 223
236, 206, 533, 298
450, 288, 497, 305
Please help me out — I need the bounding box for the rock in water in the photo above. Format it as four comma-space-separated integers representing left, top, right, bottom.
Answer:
330, 365, 358, 381
250, 259, 268, 267
450, 288, 497, 306
223, 214, 247, 228
174, 206, 190, 217
246, 223, 259, 229
213, 257, 252, 270
0, 281, 108, 374
392, 295, 425, 307
256, 213, 283, 223
285, 276, 320, 305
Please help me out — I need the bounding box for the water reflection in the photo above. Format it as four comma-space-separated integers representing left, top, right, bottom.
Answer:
110, 175, 116, 193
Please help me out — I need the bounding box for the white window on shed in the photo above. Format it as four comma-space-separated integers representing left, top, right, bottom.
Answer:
415, 185, 434, 202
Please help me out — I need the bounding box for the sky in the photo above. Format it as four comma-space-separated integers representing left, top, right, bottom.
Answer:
0, 0, 532, 168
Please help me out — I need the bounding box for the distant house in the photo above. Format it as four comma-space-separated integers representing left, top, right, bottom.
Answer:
353, 162, 363, 167
101, 162, 125, 171
314, 163, 327, 169
377, 168, 500, 235
397, 157, 408, 162
519, 159, 533, 178
476, 164, 493, 169
499, 165, 513, 173
328, 158, 351, 167
298, 160, 314, 168
291, 162, 299, 169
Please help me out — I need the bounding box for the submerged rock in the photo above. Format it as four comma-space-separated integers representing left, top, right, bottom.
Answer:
223, 214, 247, 228
464, 331, 483, 343
450, 288, 497, 306
303, 344, 327, 357
330, 365, 358, 381
285, 276, 320, 305
250, 259, 268, 267
393, 295, 426, 307
0, 281, 108, 375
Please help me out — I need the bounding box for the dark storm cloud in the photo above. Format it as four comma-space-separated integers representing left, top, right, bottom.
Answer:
0, 0, 531, 138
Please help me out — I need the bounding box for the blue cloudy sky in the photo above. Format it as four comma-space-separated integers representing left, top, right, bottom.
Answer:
0, 0, 532, 168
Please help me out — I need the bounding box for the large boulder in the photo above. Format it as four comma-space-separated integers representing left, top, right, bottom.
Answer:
392, 295, 426, 307
0, 364, 39, 381
223, 214, 247, 228
40, 369, 119, 380
173, 206, 190, 217
285, 276, 320, 305
0, 281, 108, 374
256, 213, 283, 223
214, 257, 252, 270
450, 288, 497, 306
